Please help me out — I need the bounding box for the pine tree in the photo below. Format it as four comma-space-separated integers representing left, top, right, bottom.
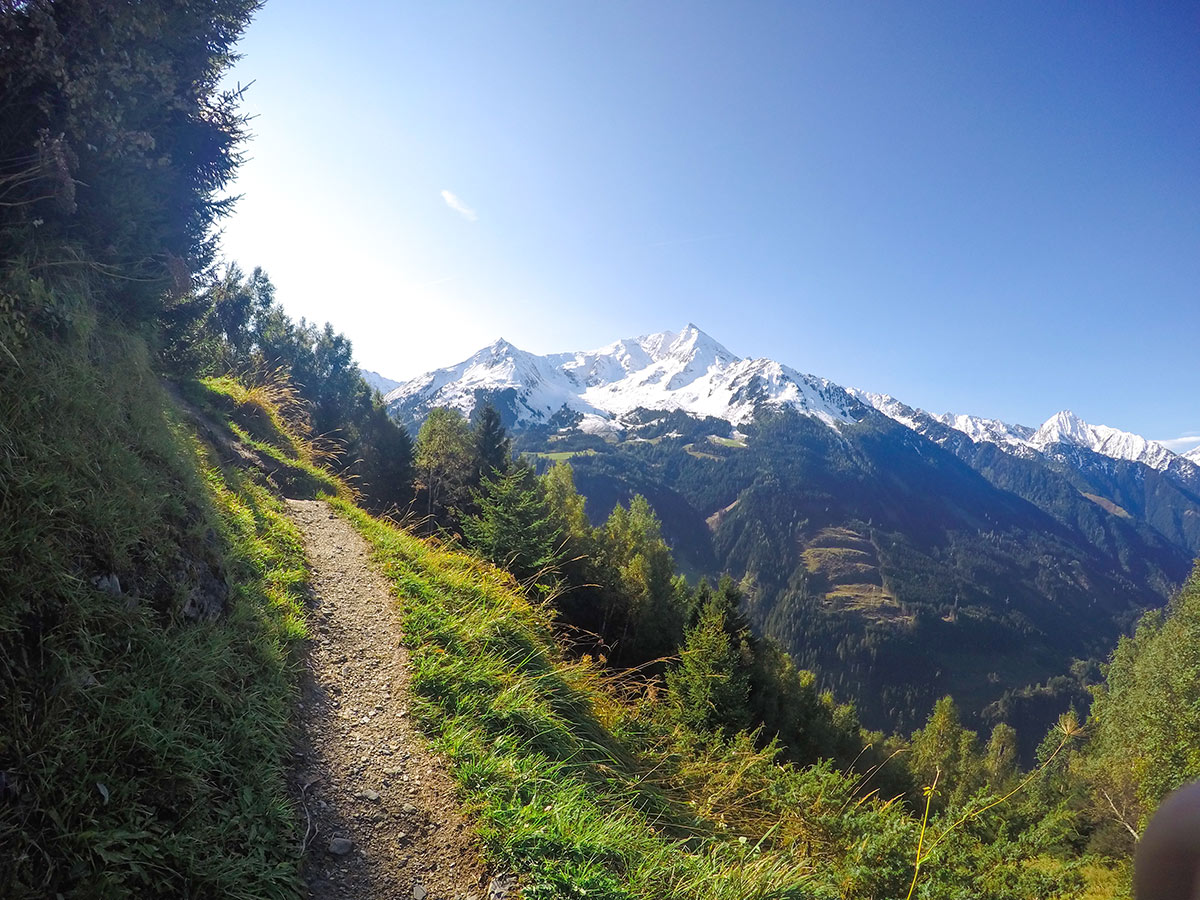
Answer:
1082, 564, 1200, 838
909, 696, 983, 810
0, 0, 262, 319
461, 467, 563, 585
983, 722, 1019, 790
542, 462, 591, 544
472, 403, 512, 482
601, 496, 682, 664
414, 408, 474, 526
667, 589, 751, 735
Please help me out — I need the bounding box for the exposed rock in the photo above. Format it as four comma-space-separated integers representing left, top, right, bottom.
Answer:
92, 573, 121, 595
180, 565, 229, 621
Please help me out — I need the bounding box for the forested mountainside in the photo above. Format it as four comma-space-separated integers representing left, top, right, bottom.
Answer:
385, 331, 1200, 739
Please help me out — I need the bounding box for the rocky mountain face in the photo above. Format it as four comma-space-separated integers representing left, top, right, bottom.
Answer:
850, 393, 1200, 559
385, 325, 865, 433
382, 327, 1200, 736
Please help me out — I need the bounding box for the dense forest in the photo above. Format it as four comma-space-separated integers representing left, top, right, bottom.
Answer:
2, 2, 1199, 898
503, 403, 1190, 747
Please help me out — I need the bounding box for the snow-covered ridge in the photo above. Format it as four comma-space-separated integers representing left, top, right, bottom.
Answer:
385, 325, 1194, 481
934, 412, 1035, 449
384, 325, 864, 431
361, 369, 402, 395
850, 391, 1191, 475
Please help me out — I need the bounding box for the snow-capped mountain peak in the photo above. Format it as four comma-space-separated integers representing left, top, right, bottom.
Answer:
361, 368, 402, 395
1030, 410, 1176, 471
659, 323, 739, 365
851, 394, 1188, 475
1030, 410, 1093, 448
384, 328, 1191, 484
385, 326, 862, 432
844, 390, 926, 431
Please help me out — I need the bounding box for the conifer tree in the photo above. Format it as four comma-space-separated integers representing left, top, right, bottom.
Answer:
414, 408, 474, 525
910, 696, 983, 810
542, 462, 592, 544
461, 466, 562, 585
0, 0, 262, 318
601, 496, 682, 664
983, 722, 1019, 790
1082, 564, 1200, 838
667, 588, 751, 735
472, 402, 512, 482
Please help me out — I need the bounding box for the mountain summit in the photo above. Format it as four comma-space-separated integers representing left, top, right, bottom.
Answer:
1029, 410, 1178, 470
385, 325, 864, 432
381, 326, 1199, 735
853, 394, 1192, 476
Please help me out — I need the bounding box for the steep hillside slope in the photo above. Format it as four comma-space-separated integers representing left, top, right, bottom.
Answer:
0, 310, 316, 897
331, 497, 1099, 900
854, 394, 1200, 560
555, 409, 1188, 731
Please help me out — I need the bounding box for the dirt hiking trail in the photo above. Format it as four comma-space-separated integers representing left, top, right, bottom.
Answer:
286, 499, 512, 900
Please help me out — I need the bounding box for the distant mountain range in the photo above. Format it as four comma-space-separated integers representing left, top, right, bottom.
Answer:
379, 326, 1200, 738
383, 325, 861, 432
383, 324, 1199, 477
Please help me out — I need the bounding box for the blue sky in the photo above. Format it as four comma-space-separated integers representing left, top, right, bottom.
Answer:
219, 1, 1199, 449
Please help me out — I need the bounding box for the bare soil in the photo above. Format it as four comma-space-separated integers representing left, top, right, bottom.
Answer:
286, 499, 507, 900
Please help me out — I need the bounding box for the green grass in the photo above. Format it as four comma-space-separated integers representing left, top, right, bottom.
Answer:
334, 499, 883, 899
0, 274, 1113, 900
0, 299, 310, 897
183, 376, 346, 500
706, 435, 747, 449
332, 498, 1107, 900
527, 449, 599, 462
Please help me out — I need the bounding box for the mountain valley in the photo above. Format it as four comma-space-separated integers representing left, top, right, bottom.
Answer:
382, 326, 1200, 737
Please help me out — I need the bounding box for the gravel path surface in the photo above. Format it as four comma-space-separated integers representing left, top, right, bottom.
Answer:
286, 499, 502, 900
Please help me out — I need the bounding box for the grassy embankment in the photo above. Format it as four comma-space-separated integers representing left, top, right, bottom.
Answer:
336, 499, 840, 899
0, 292, 334, 896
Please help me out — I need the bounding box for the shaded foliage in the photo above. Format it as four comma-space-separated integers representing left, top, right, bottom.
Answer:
462, 466, 563, 586
0, 0, 261, 319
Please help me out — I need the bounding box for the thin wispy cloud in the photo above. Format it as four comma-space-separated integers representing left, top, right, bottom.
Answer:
440, 189, 477, 222
647, 233, 722, 248
1157, 433, 1200, 453
407, 274, 459, 290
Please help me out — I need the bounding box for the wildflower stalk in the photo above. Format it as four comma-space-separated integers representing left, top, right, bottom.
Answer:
905, 715, 1081, 899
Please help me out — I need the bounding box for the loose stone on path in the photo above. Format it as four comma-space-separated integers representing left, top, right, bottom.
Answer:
286, 499, 500, 900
